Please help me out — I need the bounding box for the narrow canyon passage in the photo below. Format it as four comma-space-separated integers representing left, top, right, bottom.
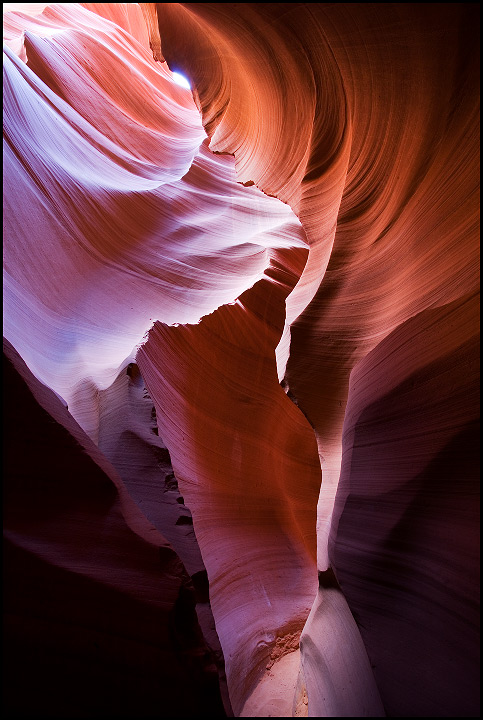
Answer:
3, 3, 330, 715
3, 3, 480, 718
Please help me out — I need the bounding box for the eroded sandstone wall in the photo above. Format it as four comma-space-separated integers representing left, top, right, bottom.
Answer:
146, 2, 480, 715
3, 338, 227, 718
3, 2, 480, 717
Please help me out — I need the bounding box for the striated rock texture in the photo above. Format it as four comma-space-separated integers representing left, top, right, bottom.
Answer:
331, 293, 480, 717
3, 337, 226, 718
150, 3, 480, 716
137, 267, 322, 716
3, 2, 306, 433
3, 2, 480, 718
95, 360, 233, 713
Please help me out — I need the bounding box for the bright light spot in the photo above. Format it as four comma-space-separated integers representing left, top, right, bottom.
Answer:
171, 71, 191, 90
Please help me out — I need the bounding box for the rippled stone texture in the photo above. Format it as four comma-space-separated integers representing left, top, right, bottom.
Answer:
3, 338, 226, 718
3, 2, 480, 717
137, 265, 322, 716
331, 293, 480, 717
152, 3, 479, 715
4, 2, 306, 435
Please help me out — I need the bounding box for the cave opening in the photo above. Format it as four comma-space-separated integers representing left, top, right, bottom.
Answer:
171, 69, 191, 89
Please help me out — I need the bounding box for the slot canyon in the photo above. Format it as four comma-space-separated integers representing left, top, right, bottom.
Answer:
3, 3, 480, 718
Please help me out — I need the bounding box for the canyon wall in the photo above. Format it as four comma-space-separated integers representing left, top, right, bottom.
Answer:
3, 2, 480, 717
3, 337, 227, 718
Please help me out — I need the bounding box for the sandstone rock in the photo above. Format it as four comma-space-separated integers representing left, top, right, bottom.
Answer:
3, 2, 479, 716
3, 337, 226, 718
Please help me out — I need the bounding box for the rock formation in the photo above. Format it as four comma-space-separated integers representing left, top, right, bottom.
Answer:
3, 337, 227, 718
3, 2, 480, 717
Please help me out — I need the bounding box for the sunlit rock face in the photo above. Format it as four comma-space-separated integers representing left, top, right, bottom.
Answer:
3, 2, 480, 718
137, 270, 322, 716
152, 3, 480, 716
3, 1, 306, 436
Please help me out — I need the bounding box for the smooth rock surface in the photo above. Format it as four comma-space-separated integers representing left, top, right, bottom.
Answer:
3, 337, 226, 718
331, 293, 480, 717
3, 2, 480, 717
137, 268, 322, 716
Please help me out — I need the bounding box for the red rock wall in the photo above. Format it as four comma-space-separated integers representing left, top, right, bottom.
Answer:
3, 338, 226, 718
147, 2, 480, 715
137, 265, 322, 715
331, 293, 480, 716
3, 2, 480, 717
95, 361, 233, 714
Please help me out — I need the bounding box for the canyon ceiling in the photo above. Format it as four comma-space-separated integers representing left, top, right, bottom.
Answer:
3, 2, 480, 718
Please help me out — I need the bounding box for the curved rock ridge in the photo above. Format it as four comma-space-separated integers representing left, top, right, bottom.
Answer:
3, 1, 480, 718
148, 2, 480, 716
153, 0, 480, 565
95, 360, 233, 715
154, 1, 353, 333
4, 2, 201, 177
3, 3, 318, 716
4, 336, 227, 718
137, 256, 322, 716
3, 2, 309, 441
331, 292, 480, 717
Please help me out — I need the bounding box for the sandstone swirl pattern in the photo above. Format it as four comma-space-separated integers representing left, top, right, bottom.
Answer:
3, 3, 480, 718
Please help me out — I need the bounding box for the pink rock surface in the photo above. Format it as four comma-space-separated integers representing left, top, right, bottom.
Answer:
145, 2, 480, 714
137, 264, 322, 715
3, 2, 306, 437
3, 2, 480, 717
95, 360, 233, 713
3, 337, 226, 718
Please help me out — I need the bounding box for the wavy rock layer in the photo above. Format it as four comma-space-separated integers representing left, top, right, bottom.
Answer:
3, 338, 226, 718
3, 2, 307, 436
3, 2, 317, 716
3, 1, 480, 718
331, 293, 480, 717
95, 360, 232, 714
151, 2, 479, 716
137, 260, 322, 716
